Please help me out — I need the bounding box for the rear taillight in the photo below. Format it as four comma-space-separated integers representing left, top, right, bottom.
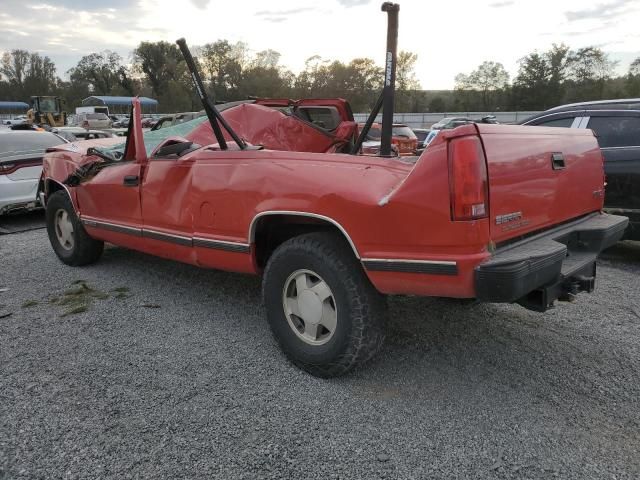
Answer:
448, 136, 488, 221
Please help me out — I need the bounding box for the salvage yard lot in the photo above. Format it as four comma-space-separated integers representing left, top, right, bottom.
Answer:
1, 230, 639, 479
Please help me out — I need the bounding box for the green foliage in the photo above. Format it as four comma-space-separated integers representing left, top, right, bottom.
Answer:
0, 49, 58, 102
68, 51, 131, 96
509, 44, 627, 111
512, 44, 570, 110
455, 61, 510, 111
626, 57, 640, 97
0, 40, 634, 115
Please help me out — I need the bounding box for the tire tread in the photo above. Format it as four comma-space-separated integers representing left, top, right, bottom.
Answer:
46, 190, 104, 266
263, 232, 386, 377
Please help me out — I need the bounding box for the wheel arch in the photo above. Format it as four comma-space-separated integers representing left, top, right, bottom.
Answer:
249, 211, 360, 269
44, 178, 79, 214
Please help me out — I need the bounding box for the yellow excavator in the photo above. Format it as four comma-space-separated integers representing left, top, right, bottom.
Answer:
26, 96, 66, 128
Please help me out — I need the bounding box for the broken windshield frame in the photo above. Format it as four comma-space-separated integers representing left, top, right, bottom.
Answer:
94, 115, 209, 160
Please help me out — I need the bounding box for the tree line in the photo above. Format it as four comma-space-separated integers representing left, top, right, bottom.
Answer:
454, 45, 640, 112
0, 41, 638, 114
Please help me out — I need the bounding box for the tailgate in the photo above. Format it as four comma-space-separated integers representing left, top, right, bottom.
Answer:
477, 124, 604, 244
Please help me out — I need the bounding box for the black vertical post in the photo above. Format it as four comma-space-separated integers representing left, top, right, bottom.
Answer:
380, 2, 399, 157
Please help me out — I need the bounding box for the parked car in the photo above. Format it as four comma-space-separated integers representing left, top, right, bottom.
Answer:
141, 117, 157, 128
418, 115, 499, 153
72, 112, 112, 130
113, 117, 130, 128
107, 128, 128, 137
430, 117, 474, 130
151, 112, 203, 131
521, 98, 640, 240
3, 115, 28, 126
0, 130, 67, 215
52, 127, 115, 142
412, 128, 430, 149
358, 122, 418, 155
39, 89, 627, 376
423, 129, 439, 148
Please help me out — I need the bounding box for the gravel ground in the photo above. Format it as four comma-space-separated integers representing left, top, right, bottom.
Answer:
1, 229, 639, 480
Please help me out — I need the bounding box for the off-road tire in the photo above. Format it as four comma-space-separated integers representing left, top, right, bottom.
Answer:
46, 190, 104, 266
262, 232, 387, 377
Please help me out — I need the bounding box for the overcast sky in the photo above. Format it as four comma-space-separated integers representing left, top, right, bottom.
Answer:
1, 0, 639, 89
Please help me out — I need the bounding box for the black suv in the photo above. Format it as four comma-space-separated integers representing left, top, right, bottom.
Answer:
521, 99, 640, 240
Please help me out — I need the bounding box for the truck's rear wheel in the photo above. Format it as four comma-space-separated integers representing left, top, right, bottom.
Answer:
46, 190, 103, 266
262, 232, 386, 377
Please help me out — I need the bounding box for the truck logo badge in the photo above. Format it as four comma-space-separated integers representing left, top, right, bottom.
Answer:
495, 211, 522, 225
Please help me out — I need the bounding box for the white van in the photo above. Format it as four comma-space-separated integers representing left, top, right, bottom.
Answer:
73, 112, 112, 129
75, 106, 110, 116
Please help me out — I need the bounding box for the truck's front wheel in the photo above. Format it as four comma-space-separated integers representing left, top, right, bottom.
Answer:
46, 190, 104, 266
262, 232, 386, 377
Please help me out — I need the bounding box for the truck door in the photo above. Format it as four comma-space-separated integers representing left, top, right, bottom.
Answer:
76, 98, 146, 250
75, 158, 144, 249
139, 145, 197, 264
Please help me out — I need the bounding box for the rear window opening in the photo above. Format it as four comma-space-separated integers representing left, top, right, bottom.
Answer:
293, 106, 341, 131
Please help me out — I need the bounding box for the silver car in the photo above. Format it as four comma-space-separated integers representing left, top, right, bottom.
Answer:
0, 130, 68, 215
74, 112, 112, 130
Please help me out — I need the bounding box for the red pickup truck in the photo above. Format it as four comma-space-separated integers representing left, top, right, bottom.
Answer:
38, 6, 628, 377
39, 97, 627, 376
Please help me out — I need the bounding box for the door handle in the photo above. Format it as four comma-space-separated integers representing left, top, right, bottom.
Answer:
551, 152, 565, 170
123, 175, 139, 186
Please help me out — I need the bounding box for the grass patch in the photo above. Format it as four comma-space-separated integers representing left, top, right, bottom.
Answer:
111, 286, 129, 293
53, 281, 111, 317
61, 303, 88, 317
21, 300, 38, 308
64, 283, 94, 296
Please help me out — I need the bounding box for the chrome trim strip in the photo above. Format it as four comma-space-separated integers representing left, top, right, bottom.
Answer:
80, 216, 250, 253
81, 217, 142, 236
46, 179, 78, 214
361, 258, 458, 275
570, 116, 584, 129
248, 210, 360, 259
603, 207, 640, 214
523, 108, 640, 125
143, 228, 192, 246
521, 110, 586, 125
601, 145, 640, 150
193, 237, 250, 253
362, 258, 457, 266
577, 116, 590, 129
